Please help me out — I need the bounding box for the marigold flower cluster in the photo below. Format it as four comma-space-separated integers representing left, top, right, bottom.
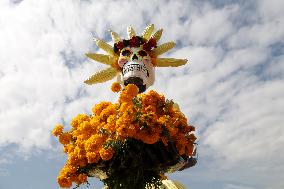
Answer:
111, 82, 121, 92
53, 84, 196, 188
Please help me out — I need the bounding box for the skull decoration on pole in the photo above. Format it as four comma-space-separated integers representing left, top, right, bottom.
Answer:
116, 38, 155, 93
84, 24, 188, 93
53, 24, 197, 189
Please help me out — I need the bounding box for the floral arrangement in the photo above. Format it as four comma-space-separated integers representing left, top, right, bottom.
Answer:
113, 35, 157, 54
53, 84, 196, 189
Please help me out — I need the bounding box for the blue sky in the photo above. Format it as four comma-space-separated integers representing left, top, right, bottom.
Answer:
0, 0, 284, 189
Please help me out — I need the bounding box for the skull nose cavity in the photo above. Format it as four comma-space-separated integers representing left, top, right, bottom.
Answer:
132, 54, 138, 60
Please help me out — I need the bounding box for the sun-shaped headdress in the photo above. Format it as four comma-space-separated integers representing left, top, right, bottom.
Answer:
84, 24, 188, 86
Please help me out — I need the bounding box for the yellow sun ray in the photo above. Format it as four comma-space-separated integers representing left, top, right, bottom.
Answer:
156, 58, 188, 67
84, 67, 117, 85
151, 41, 176, 56
108, 30, 121, 43
94, 38, 115, 56
142, 24, 154, 40
127, 25, 136, 38
85, 53, 116, 66
85, 24, 189, 87
161, 180, 186, 189
151, 29, 163, 41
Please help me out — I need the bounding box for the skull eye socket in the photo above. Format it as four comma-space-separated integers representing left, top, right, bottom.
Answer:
121, 49, 132, 57
138, 50, 147, 57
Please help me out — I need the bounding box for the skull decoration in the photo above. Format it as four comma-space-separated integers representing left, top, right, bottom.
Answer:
118, 46, 155, 93
84, 24, 188, 93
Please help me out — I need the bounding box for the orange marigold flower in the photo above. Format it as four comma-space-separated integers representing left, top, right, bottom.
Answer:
78, 121, 94, 136
63, 144, 75, 154
86, 152, 100, 163
119, 84, 138, 103
58, 175, 72, 188
116, 125, 128, 137
100, 104, 117, 118
119, 102, 133, 112
187, 133, 197, 142
84, 134, 105, 152
141, 90, 161, 106
67, 153, 79, 165
111, 82, 121, 92
59, 133, 72, 145
75, 174, 88, 185
125, 84, 139, 96
71, 114, 90, 129
92, 102, 112, 116
61, 164, 77, 174
74, 146, 86, 157
157, 115, 169, 125
138, 131, 160, 144
54, 87, 197, 188
99, 147, 115, 161
145, 105, 157, 113
52, 124, 63, 136
107, 114, 116, 124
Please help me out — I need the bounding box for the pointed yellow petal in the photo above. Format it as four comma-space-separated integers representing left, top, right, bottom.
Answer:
84, 67, 117, 85
127, 25, 136, 38
172, 180, 186, 189
142, 24, 154, 40
151, 29, 163, 41
152, 42, 176, 56
162, 179, 183, 189
94, 38, 115, 56
161, 180, 186, 189
156, 58, 188, 67
86, 53, 115, 66
109, 30, 121, 43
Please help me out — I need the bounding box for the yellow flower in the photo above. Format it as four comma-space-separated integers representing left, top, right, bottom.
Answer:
144, 105, 157, 113
71, 114, 90, 129
59, 133, 72, 145
100, 104, 117, 120
75, 174, 87, 185
63, 144, 75, 154
99, 147, 115, 161
86, 152, 100, 163
54, 86, 197, 188
58, 175, 72, 188
52, 124, 63, 137
125, 84, 139, 96
92, 102, 111, 115
119, 84, 138, 103
84, 134, 105, 152
111, 82, 122, 92
119, 102, 133, 112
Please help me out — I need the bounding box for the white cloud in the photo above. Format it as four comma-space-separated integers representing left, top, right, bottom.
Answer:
189, 4, 237, 45
0, 0, 284, 188
0, 168, 10, 177
224, 183, 255, 189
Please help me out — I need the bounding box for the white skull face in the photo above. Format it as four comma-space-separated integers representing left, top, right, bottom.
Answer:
118, 46, 155, 93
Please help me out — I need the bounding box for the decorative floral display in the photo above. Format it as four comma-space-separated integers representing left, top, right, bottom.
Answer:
113, 36, 157, 54
53, 84, 196, 189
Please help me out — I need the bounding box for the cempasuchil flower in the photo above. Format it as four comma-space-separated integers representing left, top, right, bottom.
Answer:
53, 84, 196, 188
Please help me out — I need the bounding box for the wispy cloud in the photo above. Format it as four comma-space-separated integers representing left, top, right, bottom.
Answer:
0, 0, 283, 188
